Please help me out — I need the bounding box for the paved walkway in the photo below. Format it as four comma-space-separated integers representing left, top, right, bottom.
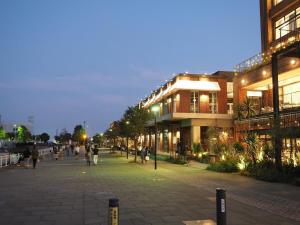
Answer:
0, 152, 299, 225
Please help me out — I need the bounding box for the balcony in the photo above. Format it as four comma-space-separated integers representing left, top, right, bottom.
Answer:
235, 16, 300, 73
235, 109, 300, 132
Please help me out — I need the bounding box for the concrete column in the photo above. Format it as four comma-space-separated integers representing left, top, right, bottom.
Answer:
191, 126, 201, 144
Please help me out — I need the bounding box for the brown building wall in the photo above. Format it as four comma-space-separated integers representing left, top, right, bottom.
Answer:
179, 90, 190, 113
217, 79, 228, 114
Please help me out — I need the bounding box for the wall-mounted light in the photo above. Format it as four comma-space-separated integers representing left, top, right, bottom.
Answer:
290, 59, 296, 65
241, 79, 246, 85
262, 70, 267, 76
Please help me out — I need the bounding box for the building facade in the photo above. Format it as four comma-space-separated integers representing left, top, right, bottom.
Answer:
234, 0, 300, 165
140, 71, 234, 155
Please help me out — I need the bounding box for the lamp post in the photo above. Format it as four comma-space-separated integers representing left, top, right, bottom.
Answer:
151, 105, 160, 170
125, 121, 130, 159
82, 134, 87, 146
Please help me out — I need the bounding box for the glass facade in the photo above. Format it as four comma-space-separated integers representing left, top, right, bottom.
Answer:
274, 7, 300, 40
283, 82, 300, 108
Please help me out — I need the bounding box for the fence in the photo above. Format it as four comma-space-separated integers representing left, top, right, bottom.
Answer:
0, 153, 21, 168
0, 147, 53, 168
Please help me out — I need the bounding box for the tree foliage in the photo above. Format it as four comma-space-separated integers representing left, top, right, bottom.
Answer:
93, 133, 104, 146
40, 132, 50, 143
17, 125, 31, 142
72, 125, 86, 143
0, 126, 6, 139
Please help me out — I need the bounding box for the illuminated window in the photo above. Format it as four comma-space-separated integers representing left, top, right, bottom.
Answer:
190, 92, 199, 113
283, 82, 300, 108
273, 0, 283, 5
274, 7, 300, 40
209, 93, 218, 113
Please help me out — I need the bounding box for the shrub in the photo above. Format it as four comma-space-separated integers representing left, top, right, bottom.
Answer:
242, 161, 300, 184
207, 160, 239, 173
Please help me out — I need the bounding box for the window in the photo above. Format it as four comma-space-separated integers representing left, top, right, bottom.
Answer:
274, 7, 300, 40
273, 0, 283, 6
283, 82, 300, 108
209, 93, 217, 113
190, 91, 199, 113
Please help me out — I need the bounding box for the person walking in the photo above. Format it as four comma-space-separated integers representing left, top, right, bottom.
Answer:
70, 144, 74, 155
144, 147, 150, 164
23, 147, 31, 168
31, 144, 39, 169
92, 145, 99, 165
85, 145, 92, 166
140, 146, 146, 164
75, 144, 80, 159
53, 146, 59, 160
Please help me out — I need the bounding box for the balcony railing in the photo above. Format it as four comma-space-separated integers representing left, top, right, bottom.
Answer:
235, 110, 300, 132
235, 16, 300, 73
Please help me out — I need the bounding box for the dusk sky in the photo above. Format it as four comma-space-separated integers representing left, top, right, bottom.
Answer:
0, 0, 260, 138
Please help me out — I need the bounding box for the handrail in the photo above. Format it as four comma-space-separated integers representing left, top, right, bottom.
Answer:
0, 147, 53, 168
235, 15, 300, 73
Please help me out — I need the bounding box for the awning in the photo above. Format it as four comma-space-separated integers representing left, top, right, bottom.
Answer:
170, 80, 221, 92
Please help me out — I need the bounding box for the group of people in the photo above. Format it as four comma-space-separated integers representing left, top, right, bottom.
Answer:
85, 144, 100, 166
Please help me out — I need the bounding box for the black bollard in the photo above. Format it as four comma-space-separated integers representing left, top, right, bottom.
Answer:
216, 188, 226, 225
108, 198, 119, 225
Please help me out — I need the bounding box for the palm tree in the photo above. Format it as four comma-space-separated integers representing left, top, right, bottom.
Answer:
244, 132, 259, 164
233, 103, 244, 121
243, 97, 257, 130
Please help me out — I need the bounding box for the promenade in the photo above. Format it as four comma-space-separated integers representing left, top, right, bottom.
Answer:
0, 152, 299, 225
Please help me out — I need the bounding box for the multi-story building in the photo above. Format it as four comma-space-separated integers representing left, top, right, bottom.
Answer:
140, 71, 234, 155
234, 0, 300, 164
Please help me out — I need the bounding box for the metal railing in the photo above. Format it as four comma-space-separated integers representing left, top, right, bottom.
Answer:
0, 153, 21, 168
38, 147, 53, 157
0, 147, 53, 168
235, 110, 300, 131
235, 15, 300, 73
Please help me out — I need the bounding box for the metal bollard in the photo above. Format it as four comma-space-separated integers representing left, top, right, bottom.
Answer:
108, 198, 119, 225
216, 188, 226, 225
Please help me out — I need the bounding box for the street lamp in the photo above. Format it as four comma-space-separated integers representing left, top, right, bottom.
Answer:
151, 105, 160, 170
82, 134, 87, 145
125, 121, 130, 159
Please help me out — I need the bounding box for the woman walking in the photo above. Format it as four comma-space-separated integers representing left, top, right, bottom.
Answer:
92, 145, 99, 165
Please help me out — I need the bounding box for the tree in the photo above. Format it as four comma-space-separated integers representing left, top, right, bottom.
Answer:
243, 98, 257, 130
104, 121, 122, 151
93, 133, 104, 147
0, 126, 6, 139
72, 125, 86, 143
17, 125, 31, 142
123, 107, 151, 162
40, 132, 50, 143
244, 132, 259, 164
233, 103, 244, 121
60, 132, 72, 143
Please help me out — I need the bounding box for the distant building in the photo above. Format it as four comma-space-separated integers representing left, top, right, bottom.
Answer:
140, 71, 234, 154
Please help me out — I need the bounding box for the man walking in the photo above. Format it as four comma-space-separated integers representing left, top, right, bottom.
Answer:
31, 144, 39, 169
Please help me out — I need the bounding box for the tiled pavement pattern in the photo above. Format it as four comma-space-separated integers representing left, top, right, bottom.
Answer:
0, 152, 299, 225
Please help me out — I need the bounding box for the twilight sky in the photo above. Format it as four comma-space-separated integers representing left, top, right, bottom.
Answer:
0, 0, 260, 138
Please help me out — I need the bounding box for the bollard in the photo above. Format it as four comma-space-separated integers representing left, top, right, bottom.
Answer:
216, 188, 226, 225
108, 198, 119, 225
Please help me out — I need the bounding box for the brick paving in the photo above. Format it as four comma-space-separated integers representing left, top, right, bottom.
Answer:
0, 152, 299, 225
